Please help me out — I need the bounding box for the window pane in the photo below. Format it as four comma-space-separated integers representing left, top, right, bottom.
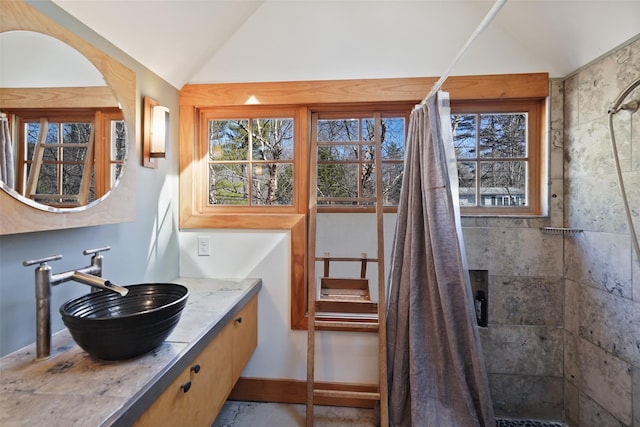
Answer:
111, 164, 122, 186
62, 123, 90, 196
26, 122, 39, 160
361, 144, 375, 161
252, 163, 293, 205
452, 114, 477, 158
110, 120, 126, 183
62, 122, 90, 144
361, 165, 375, 202
479, 113, 526, 158
208, 163, 249, 205
317, 119, 359, 142
362, 118, 375, 141
317, 163, 358, 202
251, 118, 294, 161
63, 163, 82, 195
318, 145, 358, 161
382, 162, 403, 206
62, 145, 85, 162
112, 120, 127, 162
381, 117, 405, 160
208, 119, 248, 161
45, 123, 58, 145
458, 161, 476, 206
42, 145, 57, 161
479, 161, 527, 206
36, 164, 57, 194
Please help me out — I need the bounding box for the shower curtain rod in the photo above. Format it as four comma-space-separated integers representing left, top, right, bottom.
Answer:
418, 0, 507, 109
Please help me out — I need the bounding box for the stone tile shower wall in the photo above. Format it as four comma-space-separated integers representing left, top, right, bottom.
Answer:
461, 79, 566, 420
462, 221, 564, 421
563, 37, 640, 427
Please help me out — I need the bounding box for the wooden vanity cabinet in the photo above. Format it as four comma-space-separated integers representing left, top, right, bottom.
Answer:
134, 295, 257, 427
232, 296, 257, 380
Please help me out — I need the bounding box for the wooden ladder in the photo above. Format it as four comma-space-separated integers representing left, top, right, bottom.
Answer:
25, 117, 95, 206
306, 119, 388, 426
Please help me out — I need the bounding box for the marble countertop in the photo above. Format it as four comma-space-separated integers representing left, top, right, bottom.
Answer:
0, 277, 262, 427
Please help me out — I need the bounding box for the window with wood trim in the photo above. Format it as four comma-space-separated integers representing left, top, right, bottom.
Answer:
451, 99, 544, 216
12, 108, 125, 207
194, 106, 305, 217
178, 74, 550, 331
312, 106, 411, 213
207, 116, 294, 206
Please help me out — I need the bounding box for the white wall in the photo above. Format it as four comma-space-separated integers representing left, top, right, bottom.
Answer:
179, 213, 396, 383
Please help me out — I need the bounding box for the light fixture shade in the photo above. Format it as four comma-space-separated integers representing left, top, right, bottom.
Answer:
142, 96, 169, 168
150, 105, 169, 158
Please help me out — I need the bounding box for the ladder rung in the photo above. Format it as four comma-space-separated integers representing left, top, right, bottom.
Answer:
38, 143, 88, 148
315, 256, 378, 262
313, 389, 381, 400
30, 194, 79, 200
313, 320, 378, 330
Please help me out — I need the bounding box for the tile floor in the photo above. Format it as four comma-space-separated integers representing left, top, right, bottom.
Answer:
212, 401, 375, 426
212, 401, 566, 427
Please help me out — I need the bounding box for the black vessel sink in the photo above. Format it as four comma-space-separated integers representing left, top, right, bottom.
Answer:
60, 283, 189, 360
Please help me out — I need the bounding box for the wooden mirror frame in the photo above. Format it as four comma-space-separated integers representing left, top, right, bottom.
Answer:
0, 0, 136, 235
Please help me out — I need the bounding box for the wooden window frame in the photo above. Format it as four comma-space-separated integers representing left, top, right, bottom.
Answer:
10, 108, 123, 202
198, 106, 302, 213
311, 104, 413, 214
179, 73, 549, 331
451, 99, 545, 216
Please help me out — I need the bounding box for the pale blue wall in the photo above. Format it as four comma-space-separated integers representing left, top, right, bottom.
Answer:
0, 0, 181, 356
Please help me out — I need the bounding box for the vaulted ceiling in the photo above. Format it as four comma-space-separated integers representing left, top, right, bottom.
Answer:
52, 0, 640, 89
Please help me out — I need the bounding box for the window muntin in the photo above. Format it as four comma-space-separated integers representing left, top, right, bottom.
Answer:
313, 111, 407, 210
451, 100, 542, 214
207, 116, 294, 206
179, 76, 549, 332
22, 119, 92, 200
15, 111, 124, 206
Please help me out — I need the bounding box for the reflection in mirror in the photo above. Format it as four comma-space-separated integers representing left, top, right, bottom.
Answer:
0, 30, 127, 210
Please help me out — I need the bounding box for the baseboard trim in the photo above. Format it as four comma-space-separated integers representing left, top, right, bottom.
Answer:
229, 377, 377, 409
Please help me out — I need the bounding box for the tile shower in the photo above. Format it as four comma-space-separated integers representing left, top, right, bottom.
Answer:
461, 37, 639, 426
563, 38, 639, 427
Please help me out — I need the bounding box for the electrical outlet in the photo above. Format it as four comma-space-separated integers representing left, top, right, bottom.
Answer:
197, 236, 211, 256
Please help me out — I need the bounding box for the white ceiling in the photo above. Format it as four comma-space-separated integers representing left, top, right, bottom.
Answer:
52, 0, 640, 89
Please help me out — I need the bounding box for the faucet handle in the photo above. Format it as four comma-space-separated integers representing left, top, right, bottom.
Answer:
82, 246, 111, 256
23, 254, 62, 267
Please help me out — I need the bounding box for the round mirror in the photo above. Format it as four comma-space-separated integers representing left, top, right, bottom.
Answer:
0, 30, 127, 212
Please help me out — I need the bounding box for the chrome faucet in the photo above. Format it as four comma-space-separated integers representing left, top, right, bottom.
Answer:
23, 246, 128, 360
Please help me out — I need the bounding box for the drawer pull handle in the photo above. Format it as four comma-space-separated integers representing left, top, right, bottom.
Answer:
235, 317, 243, 324
181, 381, 192, 393
191, 364, 201, 374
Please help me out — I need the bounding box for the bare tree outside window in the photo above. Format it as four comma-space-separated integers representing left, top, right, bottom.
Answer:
452, 112, 528, 208
25, 120, 92, 203
314, 112, 406, 209
207, 117, 294, 206
18, 111, 126, 207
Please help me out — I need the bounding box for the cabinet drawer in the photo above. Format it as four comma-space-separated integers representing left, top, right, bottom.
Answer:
232, 295, 257, 381
134, 325, 233, 427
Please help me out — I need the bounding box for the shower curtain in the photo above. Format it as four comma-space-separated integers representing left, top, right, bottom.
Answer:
386, 92, 495, 426
1, 113, 15, 189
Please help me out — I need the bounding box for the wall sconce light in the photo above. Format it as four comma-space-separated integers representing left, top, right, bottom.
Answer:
142, 96, 170, 168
